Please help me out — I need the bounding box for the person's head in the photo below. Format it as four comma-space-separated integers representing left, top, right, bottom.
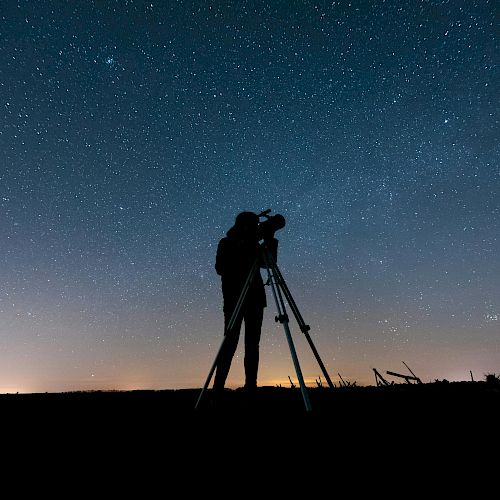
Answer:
233, 211, 259, 238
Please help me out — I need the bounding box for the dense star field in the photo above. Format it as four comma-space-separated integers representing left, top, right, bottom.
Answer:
1, 1, 498, 393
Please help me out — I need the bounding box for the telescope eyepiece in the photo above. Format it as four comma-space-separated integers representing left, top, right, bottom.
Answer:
257, 213, 285, 241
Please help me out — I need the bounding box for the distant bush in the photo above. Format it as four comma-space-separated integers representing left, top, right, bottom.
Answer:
485, 373, 500, 387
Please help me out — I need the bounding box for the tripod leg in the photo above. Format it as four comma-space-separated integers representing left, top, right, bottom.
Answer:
265, 250, 336, 390
195, 259, 260, 409
262, 250, 312, 412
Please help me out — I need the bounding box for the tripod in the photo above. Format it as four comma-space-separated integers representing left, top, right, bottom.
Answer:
195, 240, 334, 411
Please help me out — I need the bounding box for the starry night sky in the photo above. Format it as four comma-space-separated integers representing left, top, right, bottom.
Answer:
1, 0, 498, 393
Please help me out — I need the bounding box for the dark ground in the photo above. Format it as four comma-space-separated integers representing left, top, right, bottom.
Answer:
3, 381, 498, 490
2, 380, 498, 429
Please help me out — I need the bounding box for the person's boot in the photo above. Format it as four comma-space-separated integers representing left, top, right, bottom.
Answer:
241, 383, 257, 409
211, 386, 227, 410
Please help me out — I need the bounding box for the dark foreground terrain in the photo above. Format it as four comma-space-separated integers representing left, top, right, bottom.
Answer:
2, 380, 498, 427
3, 381, 498, 489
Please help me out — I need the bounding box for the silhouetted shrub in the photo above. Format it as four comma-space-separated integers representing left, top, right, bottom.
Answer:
485, 373, 500, 387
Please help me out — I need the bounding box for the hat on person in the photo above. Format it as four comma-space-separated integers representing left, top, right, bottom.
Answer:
235, 211, 259, 227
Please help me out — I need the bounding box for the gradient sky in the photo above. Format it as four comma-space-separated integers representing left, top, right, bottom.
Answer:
1, 0, 498, 393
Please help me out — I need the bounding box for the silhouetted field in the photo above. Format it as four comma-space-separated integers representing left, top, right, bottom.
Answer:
2, 380, 498, 427
3, 381, 498, 481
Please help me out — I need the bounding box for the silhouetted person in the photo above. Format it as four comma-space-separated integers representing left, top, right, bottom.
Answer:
213, 211, 278, 396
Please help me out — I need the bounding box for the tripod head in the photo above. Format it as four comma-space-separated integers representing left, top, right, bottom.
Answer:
257, 209, 285, 241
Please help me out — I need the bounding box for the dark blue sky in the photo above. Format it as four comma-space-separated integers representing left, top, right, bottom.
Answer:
1, 0, 498, 392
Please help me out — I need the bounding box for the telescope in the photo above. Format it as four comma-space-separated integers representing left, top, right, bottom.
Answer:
257, 210, 286, 241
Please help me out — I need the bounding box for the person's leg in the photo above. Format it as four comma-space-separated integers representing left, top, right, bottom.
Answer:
243, 304, 264, 389
213, 307, 243, 391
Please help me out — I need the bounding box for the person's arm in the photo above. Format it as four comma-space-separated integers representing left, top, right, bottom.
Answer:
259, 237, 278, 268
215, 238, 228, 276
216, 237, 242, 276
